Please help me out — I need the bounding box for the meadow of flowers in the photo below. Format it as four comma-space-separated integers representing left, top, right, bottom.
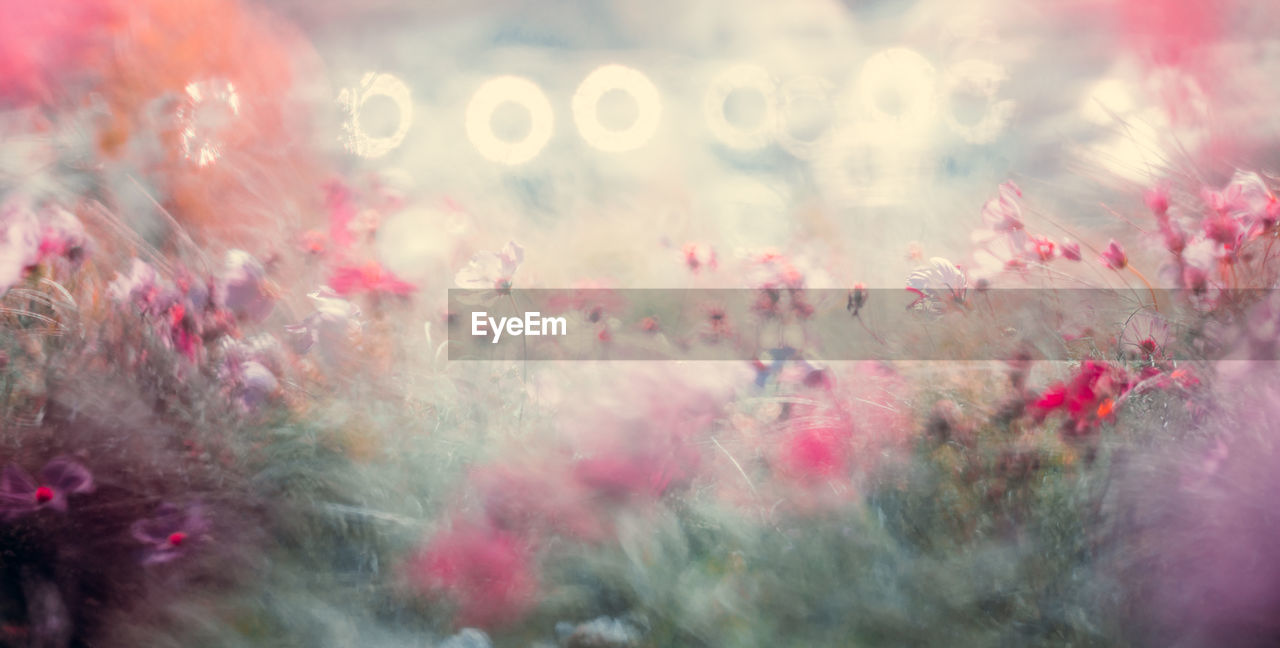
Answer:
2, 0, 1279, 646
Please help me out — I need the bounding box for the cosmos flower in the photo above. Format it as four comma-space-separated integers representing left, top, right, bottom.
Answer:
979, 181, 1026, 234
131, 503, 210, 565
1204, 171, 1279, 238
1099, 240, 1128, 270
907, 257, 967, 307
0, 458, 93, 519
455, 241, 523, 293
1060, 239, 1082, 261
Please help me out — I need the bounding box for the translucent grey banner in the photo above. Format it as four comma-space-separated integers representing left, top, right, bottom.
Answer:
446, 289, 1275, 361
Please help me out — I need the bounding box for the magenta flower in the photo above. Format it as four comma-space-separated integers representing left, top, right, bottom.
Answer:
327, 260, 415, 297
0, 458, 93, 518
131, 503, 210, 565
1100, 239, 1128, 270
1060, 238, 1082, 261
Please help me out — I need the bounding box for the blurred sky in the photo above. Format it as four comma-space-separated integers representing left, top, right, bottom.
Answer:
262, 0, 1280, 288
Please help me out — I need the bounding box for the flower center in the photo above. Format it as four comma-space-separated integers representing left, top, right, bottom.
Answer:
167, 532, 188, 547
34, 486, 54, 504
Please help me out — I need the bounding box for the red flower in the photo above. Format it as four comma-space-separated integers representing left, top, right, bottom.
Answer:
1032, 360, 1133, 435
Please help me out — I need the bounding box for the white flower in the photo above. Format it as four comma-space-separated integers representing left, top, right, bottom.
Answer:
455, 241, 523, 291
907, 257, 968, 305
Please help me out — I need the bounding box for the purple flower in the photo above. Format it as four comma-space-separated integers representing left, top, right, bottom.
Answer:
0, 458, 94, 519
233, 360, 278, 410
284, 288, 361, 362
131, 503, 210, 565
215, 250, 273, 323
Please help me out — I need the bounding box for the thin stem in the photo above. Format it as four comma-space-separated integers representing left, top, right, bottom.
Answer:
1126, 265, 1160, 312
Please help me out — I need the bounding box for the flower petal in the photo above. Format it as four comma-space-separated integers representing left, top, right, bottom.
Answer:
40, 458, 93, 495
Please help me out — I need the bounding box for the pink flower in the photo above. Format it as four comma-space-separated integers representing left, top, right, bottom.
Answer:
1202, 209, 1242, 249
1030, 236, 1056, 262
35, 206, 87, 265
107, 258, 167, 313
748, 251, 808, 290
1145, 185, 1170, 216
980, 181, 1025, 233
0, 0, 120, 105
1100, 240, 1128, 270
782, 425, 851, 480
1205, 171, 1279, 237
328, 260, 416, 297
1060, 239, 1082, 261
407, 523, 538, 628
682, 243, 717, 273
0, 458, 93, 518
131, 503, 210, 565
0, 199, 40, 294
455, 241, 523, 293
324, 179, 358, 250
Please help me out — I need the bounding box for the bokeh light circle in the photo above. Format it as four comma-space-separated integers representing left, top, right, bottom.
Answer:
940, 59, 1015, 144
464, 75, 555, 165
776, 75, 836, 160
572, 64, 662, 153
703, 65, 778, 151
338, 72, 414, 159
854, 48, 938, 134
